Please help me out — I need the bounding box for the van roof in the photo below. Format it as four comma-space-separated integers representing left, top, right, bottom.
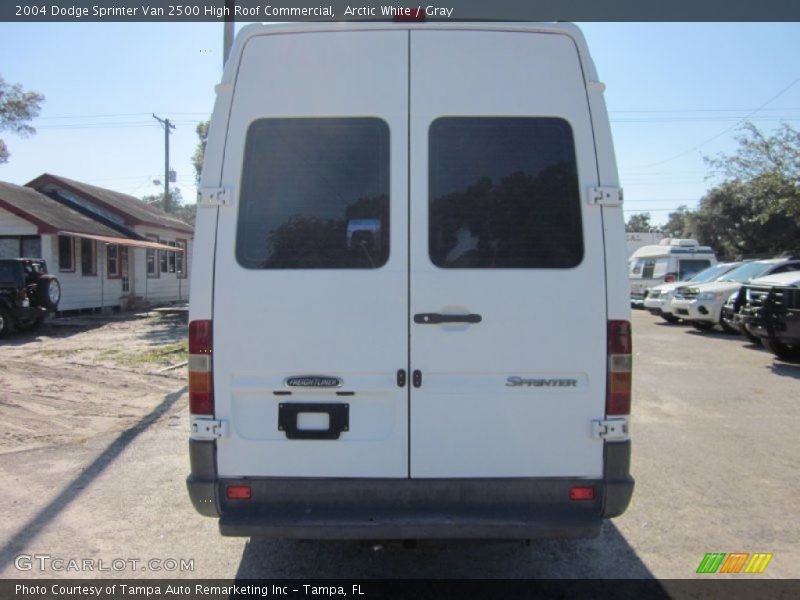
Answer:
224, 22, 599, 85
629, 244, 716, 259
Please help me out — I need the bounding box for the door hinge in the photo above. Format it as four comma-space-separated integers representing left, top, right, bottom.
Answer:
592, 418, 629, 441
191, 417, 228, 440
197, 186, 231, 207
587, 186, 623, 207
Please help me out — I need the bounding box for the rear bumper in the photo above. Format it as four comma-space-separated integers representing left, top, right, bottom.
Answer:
186, 440, 634, 540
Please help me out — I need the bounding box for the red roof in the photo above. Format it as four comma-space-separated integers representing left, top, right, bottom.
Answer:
27, 173, 193, 235
0, 181, 124, 237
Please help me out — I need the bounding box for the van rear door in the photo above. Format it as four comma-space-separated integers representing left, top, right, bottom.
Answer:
212, 30, 409, 478
408, 30, 608, 478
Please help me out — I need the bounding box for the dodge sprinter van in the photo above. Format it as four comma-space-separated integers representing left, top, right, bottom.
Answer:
187, 22, 633, 539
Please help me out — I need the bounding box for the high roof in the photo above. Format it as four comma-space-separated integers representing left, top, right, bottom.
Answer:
0, 181, 124, 237
28, 173, 193, 235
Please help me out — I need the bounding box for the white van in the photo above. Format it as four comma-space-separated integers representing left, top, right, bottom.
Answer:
628, 239, 717, 307
187, 22, 633, 539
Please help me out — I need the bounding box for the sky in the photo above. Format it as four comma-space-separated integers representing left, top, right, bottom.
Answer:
1, 21, 800, 226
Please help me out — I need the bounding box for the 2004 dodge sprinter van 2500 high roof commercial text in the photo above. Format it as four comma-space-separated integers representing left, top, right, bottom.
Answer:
186, 21, 634, 539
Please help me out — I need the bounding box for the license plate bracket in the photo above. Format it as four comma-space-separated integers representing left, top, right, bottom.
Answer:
278, 403, 349, 440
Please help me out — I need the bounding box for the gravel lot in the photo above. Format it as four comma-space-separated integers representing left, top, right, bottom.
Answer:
0, 310, 798, 580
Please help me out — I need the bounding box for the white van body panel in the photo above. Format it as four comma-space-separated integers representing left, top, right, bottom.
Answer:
187, 22, 634, 537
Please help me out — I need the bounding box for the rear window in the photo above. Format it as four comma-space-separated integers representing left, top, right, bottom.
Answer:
236, 118, 390, 269
429, 117, 583, 269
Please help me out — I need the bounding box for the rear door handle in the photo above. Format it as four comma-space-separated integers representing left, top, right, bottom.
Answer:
414, 313, 482, 324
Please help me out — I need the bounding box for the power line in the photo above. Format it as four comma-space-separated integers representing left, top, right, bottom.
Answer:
627, 77, 800, 171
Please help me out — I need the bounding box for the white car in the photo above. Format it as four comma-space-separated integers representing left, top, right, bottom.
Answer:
644, 261, 742, 323
671, 258, 800, 332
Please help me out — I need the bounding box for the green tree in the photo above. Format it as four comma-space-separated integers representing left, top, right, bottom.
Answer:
692, 177, 800, 257
142, 188, 196, 226
192, 120, 209, 184
697, 122, 800, 255
0, 75, 44, 164
625, 213, 659, 233
662, 205, 695, 239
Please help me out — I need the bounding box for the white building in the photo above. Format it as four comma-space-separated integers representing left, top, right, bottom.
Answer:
0, 176, 193, 312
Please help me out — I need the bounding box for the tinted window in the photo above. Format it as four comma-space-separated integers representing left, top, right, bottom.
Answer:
689, 263, 736, 283
678, 259, 711, 280
0, 263, 17, 284
641, 259, 657, 279
429, 117, 583, 269
237, 118, 389, 269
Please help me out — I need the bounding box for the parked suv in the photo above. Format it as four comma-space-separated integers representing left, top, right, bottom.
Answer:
0, 258, 61, 338
732, 271, 800, 359
671, 258, 800, 332
644, 261, 742, 323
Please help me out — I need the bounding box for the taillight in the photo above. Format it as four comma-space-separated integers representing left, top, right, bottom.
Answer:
607, 320, 632, 416
569, 486, 595, 501
664, 273, 676, 283
189, 319, 214, 415
226, 485, 252, 500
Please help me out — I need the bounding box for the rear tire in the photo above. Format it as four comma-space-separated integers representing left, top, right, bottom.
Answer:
36, 275, 61, 311
740, 325, 762, 345
661, 314, 680, 324
15, 315, 44, 332
0, 305, 15, 339
719, 315, 738, 334
762, 336, 800, 360
692, 321, 715, 331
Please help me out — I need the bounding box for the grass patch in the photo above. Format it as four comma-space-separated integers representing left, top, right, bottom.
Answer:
37, 349, 76, 358
98, 342, 188, 368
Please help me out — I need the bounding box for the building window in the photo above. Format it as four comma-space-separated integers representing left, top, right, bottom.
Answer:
146, 235, 159, 278
81, 238, 97, 276
160, 242, 169, 273
176, 239, 188, 279
58, 235, 75, 272
107, 244, 120, 278
168, 241, 176, 273
120, 246, 130, 292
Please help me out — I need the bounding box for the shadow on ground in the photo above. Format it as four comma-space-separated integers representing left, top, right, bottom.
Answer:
0, 387, 187, 572
234, 521, 654, 579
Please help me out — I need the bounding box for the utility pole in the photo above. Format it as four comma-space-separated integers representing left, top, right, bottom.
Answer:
152, 114, 175, 213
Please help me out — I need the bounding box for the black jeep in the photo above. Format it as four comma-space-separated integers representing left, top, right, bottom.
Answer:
0, 258, 61, 338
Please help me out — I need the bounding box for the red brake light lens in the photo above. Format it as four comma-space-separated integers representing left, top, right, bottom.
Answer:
226, 485, 252, 500
607, 320, 632, 416
608, 320, 632, 355
570, 486, 595, 501
189, 319, 214, 415
189, 320, 212, 354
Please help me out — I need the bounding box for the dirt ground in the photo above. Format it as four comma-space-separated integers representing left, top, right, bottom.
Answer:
0, 311, 188, 453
